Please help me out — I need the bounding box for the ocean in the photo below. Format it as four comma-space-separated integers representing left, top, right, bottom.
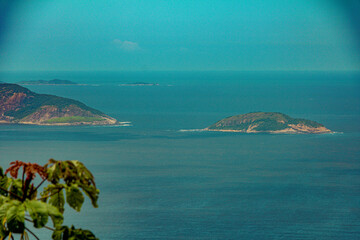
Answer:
0, 71, 360, 239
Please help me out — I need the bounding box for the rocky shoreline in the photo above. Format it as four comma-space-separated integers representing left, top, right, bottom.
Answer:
204, 127, 333, 134
205, 112, 332, 134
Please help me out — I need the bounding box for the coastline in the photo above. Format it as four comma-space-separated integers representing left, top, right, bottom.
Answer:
18, 83, 89, 86
0, 119, 130, 126
204, 128, 333, 134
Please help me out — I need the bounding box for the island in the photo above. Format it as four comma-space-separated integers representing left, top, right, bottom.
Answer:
119, 82, 159, 86
205, 112, 332, 134
0, 83, 118, 125
17, 79, 78, 85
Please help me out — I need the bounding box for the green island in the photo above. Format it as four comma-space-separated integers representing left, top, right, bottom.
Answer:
17, 79, 78, 85
205, 112, 332, 134
0, 83, 118, 125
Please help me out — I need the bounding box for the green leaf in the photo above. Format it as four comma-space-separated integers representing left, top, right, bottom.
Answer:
45, 159, 97, 188
52, 226, 69, 240
0, 201, 11, 219
52, 225, 98, 240
47, 162, 61, 184
25, 200, 49, 228
44, 160, 99, 210
47, 204, 63, 228
0, 175, 10, 196
1, 159, 99, 239
62, 161, 78, 184
0, 195, 7, 206
8, 179, 23, 200
71, 160, 95, 184
66, 185, 84, 212
41, 184, 66, 213
52, 228, 64, 240
70, 225, 99, 240
0, 199, 10, 238
78, 183, 99, 208
41, 184, 64, 199
25, 200, 63, 229
6, 200, 25, 233
49, 188, 65, 214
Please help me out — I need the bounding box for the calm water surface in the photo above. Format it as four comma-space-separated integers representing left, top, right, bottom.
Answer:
0, 71, 360, 239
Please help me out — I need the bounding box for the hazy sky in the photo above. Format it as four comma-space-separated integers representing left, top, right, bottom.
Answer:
0, 0, 359, 71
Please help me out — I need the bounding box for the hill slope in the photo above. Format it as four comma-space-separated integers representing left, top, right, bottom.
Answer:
206, 112, 331, 134
0, 83, 117, 125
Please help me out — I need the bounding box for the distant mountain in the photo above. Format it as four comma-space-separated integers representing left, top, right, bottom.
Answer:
17, 79, 78, 85
0, 83, 117, 125
119, 82, 159, 86
206, 112, 331, 134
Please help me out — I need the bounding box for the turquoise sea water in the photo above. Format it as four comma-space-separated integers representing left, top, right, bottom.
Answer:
0, 71, 360, 239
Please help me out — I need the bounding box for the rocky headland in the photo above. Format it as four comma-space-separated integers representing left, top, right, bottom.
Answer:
0, 83, 118, 125
205, 112, 332, 134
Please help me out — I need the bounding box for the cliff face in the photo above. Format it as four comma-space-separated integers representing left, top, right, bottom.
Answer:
206, 112, 332, 134
0, 85, 33, 122
0, 83, 117, 125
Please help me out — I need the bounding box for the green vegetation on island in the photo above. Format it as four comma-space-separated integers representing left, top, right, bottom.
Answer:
44, 116, 104, 124
0, 83, 117, 125
206, 112, 331, 134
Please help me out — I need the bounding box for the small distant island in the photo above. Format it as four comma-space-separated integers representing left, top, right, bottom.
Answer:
205, 112, 332, 134
0, 83, 119, 126
119, 82, 159, 86
17, 79, 78, 85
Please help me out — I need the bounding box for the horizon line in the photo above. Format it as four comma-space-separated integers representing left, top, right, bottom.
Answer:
0, 69, 359, 73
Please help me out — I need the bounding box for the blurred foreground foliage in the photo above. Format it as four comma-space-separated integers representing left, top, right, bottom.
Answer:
0, 159, 100, 240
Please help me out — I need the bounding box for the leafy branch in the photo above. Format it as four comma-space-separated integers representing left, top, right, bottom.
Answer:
0, 159, 100, 240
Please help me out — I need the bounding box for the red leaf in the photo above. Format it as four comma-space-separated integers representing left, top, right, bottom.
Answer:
5, 161, 47, 180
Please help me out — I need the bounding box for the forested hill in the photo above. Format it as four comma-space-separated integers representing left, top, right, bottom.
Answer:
0, 83, 117, 125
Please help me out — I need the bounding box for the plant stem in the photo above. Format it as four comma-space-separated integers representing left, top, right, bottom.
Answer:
31, 178, 47, 196
0, 186, 22, 200
22, 178, 31, 201
25, 218, 55, 231
25, 227, 39, 240
37, 187, 63, 201
22, 168, 25, 191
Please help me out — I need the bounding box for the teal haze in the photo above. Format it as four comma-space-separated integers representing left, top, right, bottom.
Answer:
0, 0, 359, 71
